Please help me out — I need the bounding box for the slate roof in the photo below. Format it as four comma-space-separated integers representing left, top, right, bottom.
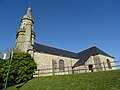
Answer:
72, 46, 114, 68
33, 43, 113, 68
33, 43, 79, 59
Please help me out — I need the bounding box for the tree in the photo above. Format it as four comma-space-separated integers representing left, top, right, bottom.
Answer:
0, 52, 37, 89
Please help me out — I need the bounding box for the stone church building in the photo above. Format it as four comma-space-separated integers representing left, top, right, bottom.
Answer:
15, 8, 115, 76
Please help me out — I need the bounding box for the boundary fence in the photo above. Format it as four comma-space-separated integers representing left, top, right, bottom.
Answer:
33, 60, 120, 77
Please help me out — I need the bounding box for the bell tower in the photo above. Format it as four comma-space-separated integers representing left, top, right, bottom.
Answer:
15, 7, 36, 52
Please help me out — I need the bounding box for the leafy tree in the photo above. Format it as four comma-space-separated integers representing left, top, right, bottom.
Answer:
0, 52, 37, 89
0, 58, 5, 89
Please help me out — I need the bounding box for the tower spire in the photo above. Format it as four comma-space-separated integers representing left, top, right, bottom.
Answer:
15, 7, 36, 53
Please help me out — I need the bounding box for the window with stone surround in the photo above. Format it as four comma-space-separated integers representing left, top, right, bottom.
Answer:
52, 59, 57, 70
59, 59, 64, 71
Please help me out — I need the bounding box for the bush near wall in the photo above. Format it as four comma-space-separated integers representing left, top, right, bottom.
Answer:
0, 52, 37, 89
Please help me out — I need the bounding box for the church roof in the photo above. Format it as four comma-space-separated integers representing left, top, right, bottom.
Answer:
33, 43, 79, 59
72, 46, 114, 68
33, 43, 113, 68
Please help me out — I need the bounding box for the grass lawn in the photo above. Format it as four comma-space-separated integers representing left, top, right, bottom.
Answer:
7, 70, 120, 90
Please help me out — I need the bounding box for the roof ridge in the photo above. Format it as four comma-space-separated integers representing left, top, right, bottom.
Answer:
78, 46, 96, 54
93, 46, 99, 54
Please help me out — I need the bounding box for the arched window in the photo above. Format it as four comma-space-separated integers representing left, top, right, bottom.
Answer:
59, 59, 64, 70
52, 59, 57, 70
94, 56, 102, 71
107, 59, 112, 69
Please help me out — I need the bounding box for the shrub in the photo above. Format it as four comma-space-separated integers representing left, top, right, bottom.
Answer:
0, 52, 37, 89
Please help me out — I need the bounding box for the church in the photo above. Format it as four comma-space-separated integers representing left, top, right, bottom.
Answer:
15, 8, 116, 76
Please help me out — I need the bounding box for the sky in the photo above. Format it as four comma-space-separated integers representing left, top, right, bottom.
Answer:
0, 0, 120, 62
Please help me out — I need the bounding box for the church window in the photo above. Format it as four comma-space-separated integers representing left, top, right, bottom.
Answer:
52, 59, 57, 70
107, 59, 112, 69
59, 59, 64, 70
94, 56, 102, 71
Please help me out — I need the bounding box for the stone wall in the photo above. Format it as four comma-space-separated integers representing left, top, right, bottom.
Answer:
98, 54, 116, 70
33, 51, 79, 76
73, 54, 116, 73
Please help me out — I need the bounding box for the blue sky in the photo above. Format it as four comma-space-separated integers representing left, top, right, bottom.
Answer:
0, 0, 120, 62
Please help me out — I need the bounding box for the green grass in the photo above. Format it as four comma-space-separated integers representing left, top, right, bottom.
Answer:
7, 70, 120, 90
